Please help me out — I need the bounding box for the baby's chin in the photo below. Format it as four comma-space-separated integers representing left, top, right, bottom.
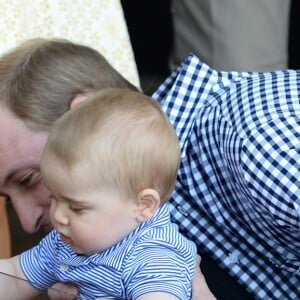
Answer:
72, 247, 96, 256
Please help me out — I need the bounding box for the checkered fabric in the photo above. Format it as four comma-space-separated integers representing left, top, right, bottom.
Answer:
152, 54, 300, 299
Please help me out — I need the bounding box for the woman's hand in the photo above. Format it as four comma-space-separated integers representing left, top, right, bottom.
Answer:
192, 255, 217, 300
47, 283, 78, 300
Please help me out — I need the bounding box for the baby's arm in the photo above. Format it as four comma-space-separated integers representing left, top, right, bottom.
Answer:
0, 255, 40, 300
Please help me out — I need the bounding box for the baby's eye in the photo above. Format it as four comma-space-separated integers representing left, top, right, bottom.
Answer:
69, 206, 84, 213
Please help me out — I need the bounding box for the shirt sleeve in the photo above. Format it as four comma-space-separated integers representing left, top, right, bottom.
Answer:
123, 246, 196, 300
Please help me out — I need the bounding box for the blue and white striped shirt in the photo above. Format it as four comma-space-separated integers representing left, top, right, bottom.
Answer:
20, 204, 196, 299
152, 54, 300, 299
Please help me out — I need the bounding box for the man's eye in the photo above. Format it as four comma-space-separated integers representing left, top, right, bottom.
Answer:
18, 171, 41, 187
19, 174, 33, 185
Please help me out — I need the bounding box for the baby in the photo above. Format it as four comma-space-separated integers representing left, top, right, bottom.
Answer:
0, 88, 196, 299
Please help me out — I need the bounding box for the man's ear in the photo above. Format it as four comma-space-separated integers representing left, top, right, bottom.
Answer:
70, 94, 87, 109
135, 189, 161, 222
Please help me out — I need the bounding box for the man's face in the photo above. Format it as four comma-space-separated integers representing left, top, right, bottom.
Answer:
0, 107, 52, 233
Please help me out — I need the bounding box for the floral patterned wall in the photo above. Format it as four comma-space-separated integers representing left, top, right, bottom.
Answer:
0, 0, 140, 88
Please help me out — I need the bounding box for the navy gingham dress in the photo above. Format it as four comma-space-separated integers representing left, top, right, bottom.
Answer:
152, 54, 300, 299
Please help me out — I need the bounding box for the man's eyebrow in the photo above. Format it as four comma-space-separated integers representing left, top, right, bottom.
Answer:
4, 168, 20, 186
4, 165, 33, 186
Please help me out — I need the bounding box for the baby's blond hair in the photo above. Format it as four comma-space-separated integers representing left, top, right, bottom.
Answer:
44, 88, 180, 203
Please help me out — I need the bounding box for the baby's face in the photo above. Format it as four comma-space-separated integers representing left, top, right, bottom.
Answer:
42, 154, 140, 255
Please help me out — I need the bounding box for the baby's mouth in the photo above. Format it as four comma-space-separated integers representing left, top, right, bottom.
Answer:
59, 233, 72, 245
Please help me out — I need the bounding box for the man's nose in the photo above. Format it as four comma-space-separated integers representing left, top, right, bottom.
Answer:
11, 195, 45, 233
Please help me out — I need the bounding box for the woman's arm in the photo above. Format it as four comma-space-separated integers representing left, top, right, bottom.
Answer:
0, 255, 40, 299
192, 255, 216, 300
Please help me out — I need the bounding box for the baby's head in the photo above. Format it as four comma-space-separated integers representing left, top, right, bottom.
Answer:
42, 88, 180, 208
41, 88, 180, 254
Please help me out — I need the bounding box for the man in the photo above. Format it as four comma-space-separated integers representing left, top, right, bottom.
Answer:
1, 38, 300, 299
153, 53, 299, 299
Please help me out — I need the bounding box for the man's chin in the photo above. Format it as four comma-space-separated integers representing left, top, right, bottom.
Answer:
42, 223, 54, 233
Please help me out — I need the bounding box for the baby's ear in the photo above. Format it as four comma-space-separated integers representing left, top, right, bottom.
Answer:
135, 189, 160, 222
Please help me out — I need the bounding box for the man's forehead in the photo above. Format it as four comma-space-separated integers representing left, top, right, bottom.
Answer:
0, 117, 44, 180
0, 107, 26, 144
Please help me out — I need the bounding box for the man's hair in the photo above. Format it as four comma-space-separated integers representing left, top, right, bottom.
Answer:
0, 38, 138, 130
43, 88, 180, 203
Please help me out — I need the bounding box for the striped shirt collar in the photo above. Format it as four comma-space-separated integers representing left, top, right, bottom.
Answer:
55, 203, 171, 270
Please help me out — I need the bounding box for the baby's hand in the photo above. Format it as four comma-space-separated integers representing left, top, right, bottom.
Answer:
47, 282, 79, 300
